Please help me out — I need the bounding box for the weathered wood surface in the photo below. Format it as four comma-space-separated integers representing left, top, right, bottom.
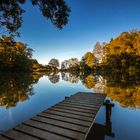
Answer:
1, 92, 106, 140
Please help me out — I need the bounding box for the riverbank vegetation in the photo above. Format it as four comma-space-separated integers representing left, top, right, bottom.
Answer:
60, 30, 140, 73
0, 30, 140, 73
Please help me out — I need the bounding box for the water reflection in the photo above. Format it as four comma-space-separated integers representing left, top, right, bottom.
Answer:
60, 71, 140, 109
48, 74, 60, 84
0, 73, 42, 108
0, 72, 140, 140
0, 71, 140, 109
61, 72, 80, 83
101, 71, 140, 109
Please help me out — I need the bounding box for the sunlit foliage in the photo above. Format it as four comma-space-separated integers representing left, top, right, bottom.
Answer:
84, 52, 97, 68
103, 30, 140, 70
0, 35, 37, 72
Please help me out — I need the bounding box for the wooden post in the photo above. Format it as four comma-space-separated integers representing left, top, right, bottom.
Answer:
103, 99, 114, 122
103, 99, 115, 137
65, 96, 69, 99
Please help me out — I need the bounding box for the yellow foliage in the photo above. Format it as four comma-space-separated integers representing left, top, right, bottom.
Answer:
102, 30, 140, 67
84, 75, 96, 89
84, 52, 96, 68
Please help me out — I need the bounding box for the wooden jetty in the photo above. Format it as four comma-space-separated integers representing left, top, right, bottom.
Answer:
0, 92, 106, 140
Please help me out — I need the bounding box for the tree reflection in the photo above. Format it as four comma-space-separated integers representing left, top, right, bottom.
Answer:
83, 75, 97, 89
61, 72, 79, 83
48, 74, 60, 84
60, 71, 140, 109
101, 71, 140, 109
0, 73, 41, 108
1, 71, 140, 109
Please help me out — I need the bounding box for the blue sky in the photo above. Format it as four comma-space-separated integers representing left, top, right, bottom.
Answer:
18, 0, 140, 64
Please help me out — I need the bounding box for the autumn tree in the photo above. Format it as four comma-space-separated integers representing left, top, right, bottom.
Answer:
0, 35, 37, 72
84, 52, 97, 69
102, 30, 140, 70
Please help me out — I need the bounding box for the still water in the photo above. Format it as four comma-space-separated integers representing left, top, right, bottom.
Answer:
0, 72, 140, 140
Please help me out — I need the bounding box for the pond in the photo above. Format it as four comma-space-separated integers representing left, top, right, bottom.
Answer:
0, 72, 140, 140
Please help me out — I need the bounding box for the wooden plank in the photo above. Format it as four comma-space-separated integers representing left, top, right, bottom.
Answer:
74, 95, 105, 99
75, 92, 106, 98
61, 100, 100, 108
38, 112, 91, 127
50, 107, 95, 117
68, 96, 104, 100
45, 109, 93, 122
0, 136, 10, 140
65, 98, 103, 104
69, 96, 105, 101
62, 100, 101, 106
24, 119, 85, 140
32, 116, 88, 133
2, 130, 39, 140
67, 93, 106, 99
0, 92, 106, 140
67, 99, 103, 103
64, 99, 102, 106
53, 105, 98, 114
15, 124, 71, 140
57, 102, 99, 111
66, 96, 102, 100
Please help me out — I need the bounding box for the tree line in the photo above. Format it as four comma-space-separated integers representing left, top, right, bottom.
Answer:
48, 30, 140, 72
0, 30, 140, 72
